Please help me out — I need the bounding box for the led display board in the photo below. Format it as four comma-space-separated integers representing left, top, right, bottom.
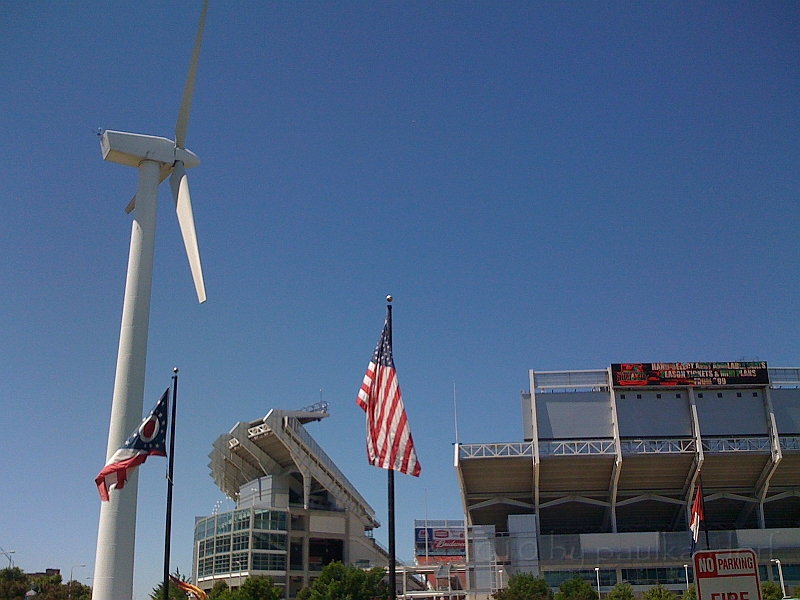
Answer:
611, 362, 769, 388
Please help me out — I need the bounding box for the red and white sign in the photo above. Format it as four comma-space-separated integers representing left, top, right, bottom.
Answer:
694, 549, 762, 600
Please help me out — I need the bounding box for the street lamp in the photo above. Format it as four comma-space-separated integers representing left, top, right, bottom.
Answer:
771, 559, 788, 599
684, 564, 690, 591
498, 568, 504, 590
68, 565, 86, 600
595, 567, 601, 598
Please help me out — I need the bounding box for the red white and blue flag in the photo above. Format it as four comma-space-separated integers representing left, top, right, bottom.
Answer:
689, 480, 705, 553
357, 319, 421, 477
95, 389, 169, 501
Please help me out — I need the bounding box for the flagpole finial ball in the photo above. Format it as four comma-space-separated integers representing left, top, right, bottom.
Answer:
386, 295, 393, 303
173, 367, 179, 373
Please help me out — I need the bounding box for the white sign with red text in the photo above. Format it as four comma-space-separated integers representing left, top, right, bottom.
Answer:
694, 549, 762, 600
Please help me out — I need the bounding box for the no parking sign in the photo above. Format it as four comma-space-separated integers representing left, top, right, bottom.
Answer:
694, 549, 762, 600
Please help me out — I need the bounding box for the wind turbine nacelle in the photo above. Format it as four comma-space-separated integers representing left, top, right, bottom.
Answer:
101, 131, 200, 169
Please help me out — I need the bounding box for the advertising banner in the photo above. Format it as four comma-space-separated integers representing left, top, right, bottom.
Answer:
611, 362, 769, 388
415, 527, 466, 557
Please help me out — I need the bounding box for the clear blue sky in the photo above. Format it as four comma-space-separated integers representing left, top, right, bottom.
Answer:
1, 1, 798, 598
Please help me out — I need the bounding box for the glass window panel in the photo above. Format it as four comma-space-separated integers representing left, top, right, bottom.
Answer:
233, 533, 250, 552
216, 536, 231, 554
216, 512, 232, 535
254, 510, 287, 531
204, 517, 216, 539
231, 552, 249, 573
253, 532, 287, 551
234, 509, 251, 531
252, 552, 286, 572
195, 520, 205, 541
214, 554, 230, 575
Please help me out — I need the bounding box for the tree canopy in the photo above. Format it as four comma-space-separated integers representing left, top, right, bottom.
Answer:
761, 581, 783, 600
607, 582, 635, 600
297, 561, 388, 600
492, 572, 553, 600
642, 584, 678, 600
555, 577, 598, 600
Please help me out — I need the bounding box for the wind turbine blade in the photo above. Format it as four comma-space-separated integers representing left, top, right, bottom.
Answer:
175, 0, 209, 149
170, 162, 206, 303
125, 166, 172, 214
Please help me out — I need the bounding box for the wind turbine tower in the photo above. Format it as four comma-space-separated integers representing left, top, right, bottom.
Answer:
93, 3, 209, 600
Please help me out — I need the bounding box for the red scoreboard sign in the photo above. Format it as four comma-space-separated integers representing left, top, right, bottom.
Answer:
694, 549, 762, 600
611, 362, 769, 388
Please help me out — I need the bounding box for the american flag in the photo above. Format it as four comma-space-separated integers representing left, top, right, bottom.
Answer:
95, 388, 169, 501
689, 480, 705, 553
357, 318, 421, 477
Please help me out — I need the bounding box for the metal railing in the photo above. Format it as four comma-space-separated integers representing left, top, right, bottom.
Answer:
702, 437, 771, 453
458, 443, 533, 459
620, 438, 696, 454
539, 439, 615, 456
533, 370, 609, 391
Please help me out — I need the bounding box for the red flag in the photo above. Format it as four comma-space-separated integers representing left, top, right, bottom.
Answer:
357, 318, 421, 476
689, 481, 704, 553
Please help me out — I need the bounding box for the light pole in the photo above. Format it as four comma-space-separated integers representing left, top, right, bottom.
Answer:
0, 547, 14, 568
771, 559, 788, 599
684, 564, 690, 591
498, 568, 504, 590
68, 565, 86, 600
595, 567, 601, 598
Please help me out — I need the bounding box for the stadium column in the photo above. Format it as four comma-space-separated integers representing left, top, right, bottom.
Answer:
528, 370, 541, 536
757, 385, 782, 528
607, 366, 622, 534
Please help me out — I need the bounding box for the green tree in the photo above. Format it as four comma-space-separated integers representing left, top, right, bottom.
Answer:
149, 570, 189, 600
0, 567, 30, 600
607, 582, 635, 600
762, 581, 783, 600
65, 581, 92, 600
298, 562, 388, 600
682, 584, 696, 600
642, 584, 678, 600
493, 572, 552, 600
208, 581, 231, 600
236, 577, 282, 600
30, 572, 66, 600
555, 577, 597, 600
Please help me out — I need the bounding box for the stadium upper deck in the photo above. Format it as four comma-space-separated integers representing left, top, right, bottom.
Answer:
457, 362, 800, 541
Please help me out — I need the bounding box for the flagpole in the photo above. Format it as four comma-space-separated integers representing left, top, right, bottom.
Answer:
700, 475, 709, 550
163, 368, 179, 600
386, 297, 397, 600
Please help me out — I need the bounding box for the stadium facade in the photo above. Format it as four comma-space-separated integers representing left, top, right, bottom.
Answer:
455, 363, 800, 597
193, 403, 388, 598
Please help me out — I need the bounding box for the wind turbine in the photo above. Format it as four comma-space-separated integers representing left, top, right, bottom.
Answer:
93, 3, 208, 600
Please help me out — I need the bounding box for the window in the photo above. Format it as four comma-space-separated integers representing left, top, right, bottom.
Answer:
254, 510, 287, 531
717, 392, 723, 398
215, 536, 231, 554
656, 394, 662, 399
291, 514, 306, 531
231, 552, 249, 573
254, 532, 287, 551
234, 509, 251, 531
620, 394, 626, 399
232, 533, 249, 551
737, 392, 742, 397
698, 393, 704, 398
676, 393, 682, 398
290, 539, 304, 571
216, 512, 232, 535
252, 552, 286, 572
199, 557, 213, 578
637, 394, 642, 399
753, 392, 759, 397
214, 554, 231, 574
622, 567, 686, 586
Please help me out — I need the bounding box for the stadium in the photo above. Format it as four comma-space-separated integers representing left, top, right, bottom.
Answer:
455, 362, 800, 597
194, 403, 389, 597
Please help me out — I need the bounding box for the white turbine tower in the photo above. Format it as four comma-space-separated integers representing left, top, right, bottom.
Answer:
93, 3, 208, 600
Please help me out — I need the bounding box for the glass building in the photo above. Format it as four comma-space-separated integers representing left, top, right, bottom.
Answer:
194, 403, 388, 598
